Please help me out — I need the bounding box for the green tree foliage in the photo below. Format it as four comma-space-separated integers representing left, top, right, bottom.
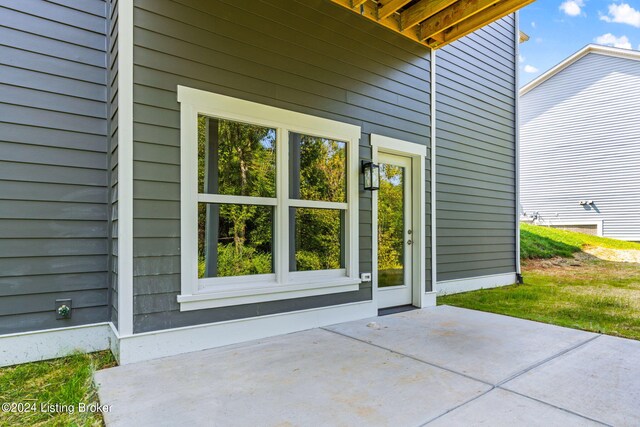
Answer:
198, 116, 275, 277
197, 118, 348, 277
295, 136, 346, 271
378, 164, 404, 271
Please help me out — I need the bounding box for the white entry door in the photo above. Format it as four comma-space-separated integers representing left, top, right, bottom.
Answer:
377, 153, 413, 309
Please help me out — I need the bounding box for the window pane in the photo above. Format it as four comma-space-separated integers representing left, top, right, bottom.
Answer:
290, 208, 345, 271
198, 203, 273, 278
198, 115, 276, 197
378, 164, 405, 288
289, 133, 346, 203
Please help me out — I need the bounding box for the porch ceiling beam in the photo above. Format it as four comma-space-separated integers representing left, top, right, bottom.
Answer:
425, 0, 537, 48
418, 0, 502, 42
331, 0, 423, 44
399, 0, 458, 31
350, 0, 369, 7
377, 0, 413, 20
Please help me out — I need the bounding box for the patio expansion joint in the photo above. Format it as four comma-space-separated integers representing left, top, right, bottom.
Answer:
496, 333, 602, 388
497, 387, 613, 427
320, 327, 494, 387
418, 386, 496, 426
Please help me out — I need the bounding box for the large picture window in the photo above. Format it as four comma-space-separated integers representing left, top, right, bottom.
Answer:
177, 87, 361, 311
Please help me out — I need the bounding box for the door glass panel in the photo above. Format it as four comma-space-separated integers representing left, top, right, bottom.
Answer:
378, 163, 405, 288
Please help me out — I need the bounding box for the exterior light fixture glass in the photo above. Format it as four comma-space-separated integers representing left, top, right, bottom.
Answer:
362, 161, 380, 191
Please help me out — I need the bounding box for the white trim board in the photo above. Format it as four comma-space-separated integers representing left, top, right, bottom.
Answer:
430, 49, 437, 293
116, 301, 377, 365
116, 0, 134, 337
0, 323, 113, 368
436, 273, 517, 295
514, 11, 521, 275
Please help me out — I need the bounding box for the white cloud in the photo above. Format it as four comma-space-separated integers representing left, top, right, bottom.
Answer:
595, 33, 632, 49
519, 55, 525, 63
524, 65, 539, 73
600, 3, 640, 27
531, 21, 537, 28
559, 0, 585, 16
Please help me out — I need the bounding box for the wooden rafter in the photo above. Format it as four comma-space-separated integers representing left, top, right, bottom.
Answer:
400, 0, 457, 30
424, 0, 536, 47
418, 0, 502, 42
377, 0, 413, 20
350, 0, 369, 7
329, 0, 535, 49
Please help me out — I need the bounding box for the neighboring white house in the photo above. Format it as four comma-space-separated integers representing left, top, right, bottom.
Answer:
520, 44, 640, 241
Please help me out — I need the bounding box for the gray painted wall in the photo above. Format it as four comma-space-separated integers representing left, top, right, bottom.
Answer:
435, 15, 518, 282
130, 0, 432, 333
520, 52, 640, 241
0, 0, 110, 334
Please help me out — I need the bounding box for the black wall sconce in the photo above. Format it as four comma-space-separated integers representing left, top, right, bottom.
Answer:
362, 161, 380, 191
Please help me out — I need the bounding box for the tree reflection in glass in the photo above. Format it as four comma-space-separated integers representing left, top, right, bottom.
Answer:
378, 164, 404, 287
197, 116, 276, 278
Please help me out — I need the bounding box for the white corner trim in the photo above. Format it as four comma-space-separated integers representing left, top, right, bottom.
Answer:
423, 291, 437, 307
520, 44, 640, 96
514, 12, 521, 275
116, 0, 134, 337
546, 219, 604, 237
437, 273, 517, 295
430, 49, 437, 293
0, 323, 113, 368
116, 301, 377, 365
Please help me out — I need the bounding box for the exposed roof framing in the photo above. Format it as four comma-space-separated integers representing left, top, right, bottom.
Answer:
331, 0, 535, 49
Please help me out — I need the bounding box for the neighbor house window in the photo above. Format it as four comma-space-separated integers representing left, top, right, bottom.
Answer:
177, 87, 361, 311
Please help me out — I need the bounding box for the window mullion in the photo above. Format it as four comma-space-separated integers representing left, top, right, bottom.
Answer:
276, 127, 289, 285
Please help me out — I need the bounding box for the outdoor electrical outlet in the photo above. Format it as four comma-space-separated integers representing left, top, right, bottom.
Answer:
55, 299, 72, 319
360, 273, 372, 282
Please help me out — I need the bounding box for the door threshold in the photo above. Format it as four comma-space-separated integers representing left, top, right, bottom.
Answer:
378, 305, 418, 317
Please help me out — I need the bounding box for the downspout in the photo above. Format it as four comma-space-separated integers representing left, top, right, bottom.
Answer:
430, 49, 437, 292
514, 12, 522, 281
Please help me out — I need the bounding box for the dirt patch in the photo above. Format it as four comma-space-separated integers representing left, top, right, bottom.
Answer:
526, 256, 587, 269
583, 246, 640, 263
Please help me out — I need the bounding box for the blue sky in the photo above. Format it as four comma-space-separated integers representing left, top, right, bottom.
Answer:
518, 0, 640, 85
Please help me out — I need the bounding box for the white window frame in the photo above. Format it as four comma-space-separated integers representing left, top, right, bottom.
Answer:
177, 86, 361, 311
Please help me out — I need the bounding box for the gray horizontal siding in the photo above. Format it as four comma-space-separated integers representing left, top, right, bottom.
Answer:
131, 0, 432, 333
0, 0, 110, 333
436, 15, 517, 283
520, 53, 640, 241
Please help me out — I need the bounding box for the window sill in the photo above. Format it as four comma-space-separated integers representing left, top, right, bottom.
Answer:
177, 277, 361, 311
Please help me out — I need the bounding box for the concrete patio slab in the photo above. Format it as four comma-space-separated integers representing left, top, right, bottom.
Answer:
503, 334, 640, 427
326, 305, 597, 384
95, 328, 490, 427
428, 388, 603, 427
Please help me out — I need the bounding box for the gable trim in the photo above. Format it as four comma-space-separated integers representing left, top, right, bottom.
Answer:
520, 44, 640, 96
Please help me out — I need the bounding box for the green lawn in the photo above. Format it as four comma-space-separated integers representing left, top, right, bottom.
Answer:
0, 351, 116, 427
441, 224, 640, 340
520, 222, 640, 259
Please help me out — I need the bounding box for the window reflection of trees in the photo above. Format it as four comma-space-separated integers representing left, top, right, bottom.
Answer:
197, 117, 348, 278
378, 164, 404, 287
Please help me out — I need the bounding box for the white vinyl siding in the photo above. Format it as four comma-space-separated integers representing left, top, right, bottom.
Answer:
520, 52, 640, 241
